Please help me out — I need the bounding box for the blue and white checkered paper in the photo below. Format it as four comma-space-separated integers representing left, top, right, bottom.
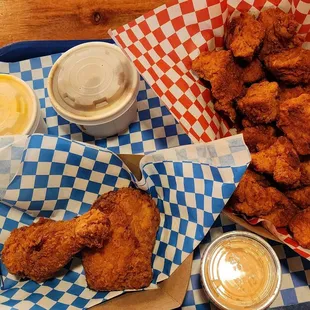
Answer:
0, 53, 192, 154
180, 213, 310, 309
0, 133, 250, 309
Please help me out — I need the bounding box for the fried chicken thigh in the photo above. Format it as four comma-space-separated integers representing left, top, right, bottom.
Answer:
265, 48, 310, 85
237, 81, 279, 124
251, 137, 301, 187
289, 208, 310, 249
258, 8, 303, 61
2, 209, 110, 283
278, 94, 310, 155
82, 188, 160, 291
225, 13, 265, 62
230, 169, 295, 220
192, 50, 244, 120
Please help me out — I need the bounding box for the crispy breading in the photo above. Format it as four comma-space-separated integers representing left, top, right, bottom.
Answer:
279, 85, 310, 101
286, 186, 310, 209
192, 50, 244, 120
261, 197, 298, 227
82, 188, 160, 291
258, 8, 303, 61
242, 59, 266, 84
225, 13, 265, 62
289, 208, 310, 249
231, 169, 293, 217
2, 209, 110, 283
300, 161, 310, 186
214, 100, 236, 121
237, 81, 279, 124
251, 137, 301, 187
278, 94, 310, 155
242, 125, 277, 153
241, 117, 255, 128
265, 48, 310, 85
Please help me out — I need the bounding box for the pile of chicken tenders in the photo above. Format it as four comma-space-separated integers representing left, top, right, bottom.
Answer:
192, 8, 310, 249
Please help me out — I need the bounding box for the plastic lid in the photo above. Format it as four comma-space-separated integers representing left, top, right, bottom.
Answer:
48, 42, 139, 125
0, 74, 36, 135
201, 232, 281, 310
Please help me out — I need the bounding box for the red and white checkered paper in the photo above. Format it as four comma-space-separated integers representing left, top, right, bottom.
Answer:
109, 0, 310, 257
226, 208, 310, 260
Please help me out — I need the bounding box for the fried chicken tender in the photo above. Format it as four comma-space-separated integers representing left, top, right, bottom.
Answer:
286, 186, 310, 209
279, 85, 310, 101
237, 81, 279, 124
242, 59, 266, 84
231, 169, 292, 217
2, 209, 110, 283
82, 188, 160, 291
258, 8, 303, 61
278, 94, 310, 155
192, 50, 244, 120
225, 13, 265, 62
265, 48, 310, 85
289, 208, 310, 249
242, 125, 277, 153
251, 137, 301, 187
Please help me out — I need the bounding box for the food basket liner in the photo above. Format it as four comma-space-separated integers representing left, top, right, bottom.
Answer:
109, 0, 310, 259
0, 134, 249, 309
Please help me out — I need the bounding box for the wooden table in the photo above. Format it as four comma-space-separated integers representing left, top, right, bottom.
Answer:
0, 0, 166, 47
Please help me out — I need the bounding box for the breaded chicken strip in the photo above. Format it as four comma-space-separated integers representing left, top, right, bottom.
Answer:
286, 186, 310, 209
237, 81, 279, 124
242, 125, 277, 153
278, 94, 310, 155
258, 8, 303, 61
192, 50, 244, 120
2, 209, 110, 283
251, 137, 300, 187
82, 188, 160, 291
242, 59, 266, 84
289, 208, 310, 249
231, 169, 294, 218
265, 48, 310, 85
225, 13, 265, 62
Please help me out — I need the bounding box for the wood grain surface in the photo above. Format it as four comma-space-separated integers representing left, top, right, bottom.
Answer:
0, 0, 166, 47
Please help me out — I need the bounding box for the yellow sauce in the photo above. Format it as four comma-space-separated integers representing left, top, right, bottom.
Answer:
204, 236, 278, 309
0, 75, 33, 135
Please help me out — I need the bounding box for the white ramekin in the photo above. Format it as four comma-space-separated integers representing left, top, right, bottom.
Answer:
0, 74, 47, 136
47, 42, 139, 138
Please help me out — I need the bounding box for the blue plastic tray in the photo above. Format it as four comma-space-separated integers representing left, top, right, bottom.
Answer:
0, 39, 114, 62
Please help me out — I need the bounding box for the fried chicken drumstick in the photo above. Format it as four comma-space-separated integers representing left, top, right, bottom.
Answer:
2, 209, 110, 283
